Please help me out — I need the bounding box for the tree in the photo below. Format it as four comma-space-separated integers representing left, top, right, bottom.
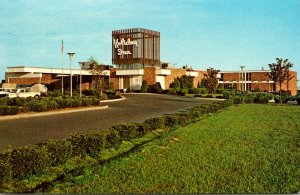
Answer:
202, 68, 220, 94
267, 58, 293, 102
88, 57, 106, 97
170, 75, 193, 91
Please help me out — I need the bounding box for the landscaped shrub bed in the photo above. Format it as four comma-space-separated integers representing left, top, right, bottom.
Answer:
0, 99, 234, 192
0, 96, 102, 115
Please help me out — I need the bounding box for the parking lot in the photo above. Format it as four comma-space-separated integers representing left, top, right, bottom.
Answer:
0, 94, 219, 152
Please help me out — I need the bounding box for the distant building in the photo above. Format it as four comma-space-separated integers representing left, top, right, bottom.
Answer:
218, 69, 297, 95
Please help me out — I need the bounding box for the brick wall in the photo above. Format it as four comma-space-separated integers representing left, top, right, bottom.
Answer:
251, 72, 270, 82
223, 73, 240, 81
109, 68, 120, 90
275, 71, 297, 95
144, 67, 157, 86
165, 68, 186, 89
6, 73, 60, 86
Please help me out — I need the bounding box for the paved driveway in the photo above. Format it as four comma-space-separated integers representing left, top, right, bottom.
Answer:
0, 94, 218, 152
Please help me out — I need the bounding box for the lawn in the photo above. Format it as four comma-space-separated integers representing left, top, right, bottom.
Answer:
47, 104, 300, 194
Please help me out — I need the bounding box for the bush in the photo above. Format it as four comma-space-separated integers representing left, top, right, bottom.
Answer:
143, 117, 166, 131
100, 93, 108, 100
9, 145, 49, 180
0, 97, 9, 106
67, 133, 107, 157
234, 95, 244, 104
254, 92, 273, 104
222, 89, 236, 99
81, 97, 93, 106
25, 101, 48, 112
170, 88, 177, 95
140, 80, 148, 93
149, 82, 163, 94
46, 100, 60, 110
0, 106, 20, 115
194, 94, 203, 98
110, 123, 140, 140
91, 97, 101, 106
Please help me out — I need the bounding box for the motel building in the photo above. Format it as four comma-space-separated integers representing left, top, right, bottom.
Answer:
2, 28, 298, 95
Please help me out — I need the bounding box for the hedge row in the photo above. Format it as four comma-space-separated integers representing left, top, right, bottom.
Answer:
0, 99, 234, 190
0, 97, 101, 115
222, 90, 274, 104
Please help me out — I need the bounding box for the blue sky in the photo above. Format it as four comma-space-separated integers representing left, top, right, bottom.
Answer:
0, 0, 299, 85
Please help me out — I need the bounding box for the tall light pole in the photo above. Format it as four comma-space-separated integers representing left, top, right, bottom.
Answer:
61, 38, 64, 95
67, 52, 75, 97
240, 66, 245, 91
78, 62, 83, 98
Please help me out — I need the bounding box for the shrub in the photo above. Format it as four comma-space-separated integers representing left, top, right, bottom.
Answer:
216, 87, 225, 94
169, 88, 177, 95
91, 97, 101, 106
176, 113, 193, 126
81, 98, 93, 106
61, 98, 73, 108
140, 80, 148, 93
206, 95, 213, 98
100, 93, 108, 100
71, 98, 82, 107
222, 89, 236, 99
194, 94, 202, 98
149, 82, 163, 94
0, 97, 8, 106
243, 93, 256, 104
25, 101, 48, 112
105, 130, 121, 148
9, 145, 49, 180
46, 100, 59, 110
47, 89, 62, 97
234, 95, 244, 104
254, 92, 273, 104
67, 133, 107, 157
110, 123, 139, 140
42, 140, 73, 166
164, 115, 179, 128
0, 106, 20, 115
143, 117, 166, 131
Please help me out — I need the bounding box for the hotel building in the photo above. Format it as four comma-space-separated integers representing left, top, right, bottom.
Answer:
2, 28, 298, 95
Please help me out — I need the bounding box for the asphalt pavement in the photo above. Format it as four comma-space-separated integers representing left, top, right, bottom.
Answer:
0, 93, 219, 152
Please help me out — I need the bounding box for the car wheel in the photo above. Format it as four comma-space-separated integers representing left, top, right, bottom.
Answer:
34, 95, 39, 99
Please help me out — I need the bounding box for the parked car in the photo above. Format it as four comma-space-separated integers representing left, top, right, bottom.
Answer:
7, 88, 41, 99
0, 88, 15, 97
286, 95, 300, 105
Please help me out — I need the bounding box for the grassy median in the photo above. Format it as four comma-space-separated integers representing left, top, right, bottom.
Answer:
48, 104, 300, 194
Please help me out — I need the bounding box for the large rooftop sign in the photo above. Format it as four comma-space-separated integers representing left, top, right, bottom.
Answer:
113, 38, 139, 55
112, 28, 160, 66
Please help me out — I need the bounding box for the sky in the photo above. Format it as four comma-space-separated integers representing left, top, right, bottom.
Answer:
0, 0, 299, 85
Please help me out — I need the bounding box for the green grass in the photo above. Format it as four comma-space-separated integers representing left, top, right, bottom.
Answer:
47, 104, 300, 194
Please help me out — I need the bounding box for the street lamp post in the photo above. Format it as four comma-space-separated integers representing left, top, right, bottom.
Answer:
67, 52, 75, 97
78, 62, 82, 98
240, 66, 245, 91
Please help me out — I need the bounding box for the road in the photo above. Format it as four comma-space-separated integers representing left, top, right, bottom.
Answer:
0, 94, 218, 152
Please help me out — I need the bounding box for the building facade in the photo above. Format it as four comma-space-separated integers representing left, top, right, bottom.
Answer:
218, 70, 298, 95
2, 28, 298, 95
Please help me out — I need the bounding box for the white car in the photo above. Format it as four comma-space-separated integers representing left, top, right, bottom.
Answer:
0, 88, 14, 97
8, 88, 41, 99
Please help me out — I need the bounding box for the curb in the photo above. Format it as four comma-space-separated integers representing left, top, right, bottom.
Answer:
0, 105, 109, 121
101, 96, 126, 103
